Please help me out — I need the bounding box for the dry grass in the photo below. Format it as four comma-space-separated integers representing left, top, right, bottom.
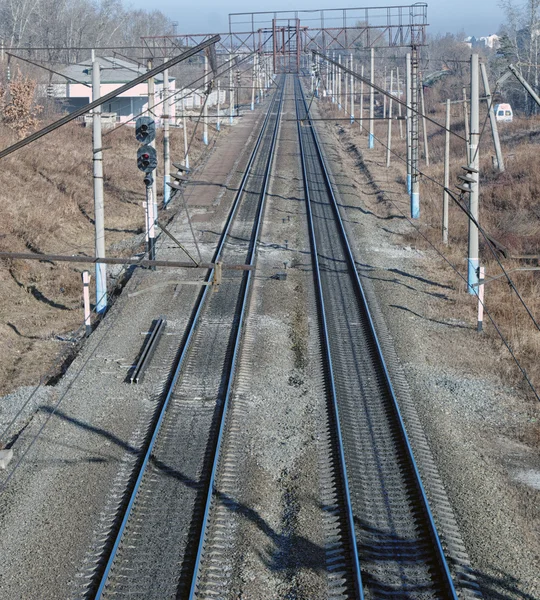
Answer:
0, 115, 209, 395
318, 91, 540, 398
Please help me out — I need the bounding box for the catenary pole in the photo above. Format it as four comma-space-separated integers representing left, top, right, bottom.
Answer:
480, 62, 504, 172
463, 86, 470, 162
350, 53, 355, 123
182, 95, 189, 169
360, 64, 364, 133
443, 98, 451, 244
91, 54, 107, 313
203, 54, 209, 144
410, 46, 420, 218
397, 66, 404, 138
406, 53, 412, 195
369, 47, 375, 148
163, 66, 171, 206
229, 51, 234, 124
217, 78, 221, 131
468, 54, 480, 294
147, 59, 158, 227
386, 69, 393, 167
420, 75, 430, 166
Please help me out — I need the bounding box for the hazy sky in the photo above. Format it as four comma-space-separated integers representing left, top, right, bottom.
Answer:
127, 0, 506, 37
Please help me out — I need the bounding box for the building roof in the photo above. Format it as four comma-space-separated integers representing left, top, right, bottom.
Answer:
54, 56, 174, 85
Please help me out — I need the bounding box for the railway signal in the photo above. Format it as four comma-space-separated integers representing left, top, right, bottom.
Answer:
135, 116, 156, 143
135, 119, 158, 266
137, 145, 157, 172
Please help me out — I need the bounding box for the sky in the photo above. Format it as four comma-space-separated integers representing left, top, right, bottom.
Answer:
127, 0, 507, 37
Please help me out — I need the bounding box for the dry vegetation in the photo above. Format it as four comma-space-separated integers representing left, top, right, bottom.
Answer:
319, 77, 540, 398
0, 108, 209, 396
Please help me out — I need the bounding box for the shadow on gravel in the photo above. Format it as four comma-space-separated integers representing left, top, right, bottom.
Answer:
390, 305, 470, 330
472, 567, 539, 600
387, 268, 454, 290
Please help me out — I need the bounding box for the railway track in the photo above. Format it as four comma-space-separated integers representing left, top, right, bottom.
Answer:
85, 77, 285, 600
294, 76, 460, 599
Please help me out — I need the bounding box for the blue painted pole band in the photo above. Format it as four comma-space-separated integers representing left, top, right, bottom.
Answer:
203, 131, 208, 145
163, 175, 170, 206
368, 134, 374, 149
251, 102, 254, 111
411, 192, 420, 219
467, 258, 479, 295
95, 263, 107, 313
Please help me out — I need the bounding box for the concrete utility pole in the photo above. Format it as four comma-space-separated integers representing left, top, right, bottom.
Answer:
410, 47, 420, 218
332, 52, 336, 103
406, 53, 412, 195
217, 79, 221, 131
463, 87, 470, 162
229, 51, 234, 125
338, 54, 342, 110
350, 53, 355, 123
251, 54, 256, 110
468, 53, 480, 294
369, 47, 375, 148
397, 66, 404, 138
326, 57, 329, 99
91, 54, 107, 313
420, 76, 429, 166
360, 64, 364, 133
163, 67, 171, 206
386, 69, 393, 167
344, 54, 348, 114
147, 59, 158, 224
203, 54, 209, 145
480, 62, 504, 172
443, 98, 451, 244
182, 95, 189, 169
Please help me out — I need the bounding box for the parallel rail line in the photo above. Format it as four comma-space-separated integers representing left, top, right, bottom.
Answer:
295, 76, 459, 599
90, 77, 285, 599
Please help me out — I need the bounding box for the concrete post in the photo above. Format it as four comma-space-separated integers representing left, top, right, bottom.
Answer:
386, 69, 393, 168
397, 66, 404, 138
463, 86, 470, 162
203, 54, 209, 145
406, 53, 412, 195
468, 53, 480, 294
147, 59, 157, 220
82, 271, 91, 336
350, 53, 355, 123
182, 95, 189, 169
91, 58, 107, 313
369, 47, 375, 148
443, 99, 450, 244
344, 55, 348, 114
251, 54, 256, 110
410, 47, 420, 218
360, 64, 364, 133
229, 51, 234, 125
420, 77, 430, 166
217, 78, 221, 131
480, 62, 505, 172
163, 67, 171, 206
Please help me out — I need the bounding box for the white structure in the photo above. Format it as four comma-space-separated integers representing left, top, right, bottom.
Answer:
494, 103, 513, 122
178, 88, 227, 111
47, 56, 176, 124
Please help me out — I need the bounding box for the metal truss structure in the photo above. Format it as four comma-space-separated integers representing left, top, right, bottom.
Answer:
141, 4, 428, 73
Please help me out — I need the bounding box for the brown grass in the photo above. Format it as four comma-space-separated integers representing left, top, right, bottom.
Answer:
0, 115, 209, 395
318, 92, 540, 399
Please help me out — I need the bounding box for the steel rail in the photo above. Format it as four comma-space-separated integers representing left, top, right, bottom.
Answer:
295, 76, 459, 599
93, 81, 284, 599
187, 76, 285, 600
295, 78, 365, 600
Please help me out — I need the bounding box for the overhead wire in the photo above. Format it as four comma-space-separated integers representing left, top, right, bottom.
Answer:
311, 70, 540, 401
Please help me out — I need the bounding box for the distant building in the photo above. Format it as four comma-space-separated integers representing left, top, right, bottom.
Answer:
46, 56, 176, 124
464, 34, 500, 49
